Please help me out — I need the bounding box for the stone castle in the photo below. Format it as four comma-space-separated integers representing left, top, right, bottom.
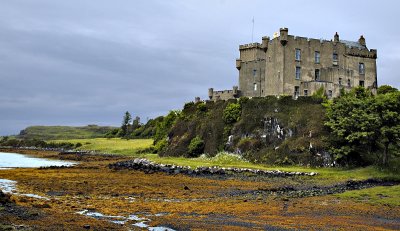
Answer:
207, 27, 377, 101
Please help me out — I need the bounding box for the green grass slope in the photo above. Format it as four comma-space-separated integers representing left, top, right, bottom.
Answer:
18, 125, 116, 140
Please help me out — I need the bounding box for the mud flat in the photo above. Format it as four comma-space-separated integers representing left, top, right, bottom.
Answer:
0, 149, 399, 230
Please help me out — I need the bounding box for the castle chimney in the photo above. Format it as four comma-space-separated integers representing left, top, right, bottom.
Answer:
334, 32, 339, 42
359, 35, 366, 46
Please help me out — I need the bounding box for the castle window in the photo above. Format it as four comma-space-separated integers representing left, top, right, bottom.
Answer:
315, 51, 320, 64
359, 63, 365, 75
315, 69, 320, 81
333, 53, 338, 66
359, 80, 365, 87
294, 86, 300, 98
304, 89, 308, 96
253, 69, 257, 77
295, 66, 301, 80
328, 90, 333, 99
254, 83, 257, 91
339, 78, 342, 85
348, 79, 351, 87
295, 49, 301, 61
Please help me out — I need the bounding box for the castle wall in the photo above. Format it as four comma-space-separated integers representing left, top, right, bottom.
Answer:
262, 29, 377, 98
207, 28, 377, 101
238, 60, 265, 97
208, 87, 239, 101
265, 38, 284, 95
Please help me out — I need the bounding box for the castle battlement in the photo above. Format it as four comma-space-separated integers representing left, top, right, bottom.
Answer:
239, 43, 262, 50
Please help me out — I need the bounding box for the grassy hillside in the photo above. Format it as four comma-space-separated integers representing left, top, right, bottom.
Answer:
18, 125, 116, 140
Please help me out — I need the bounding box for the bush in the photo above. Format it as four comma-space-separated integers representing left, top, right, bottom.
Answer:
154, 139, 167, 153
196, 102, 207, 112
199, 152, 248, 165
236, 137, 262, 153
187, 136, 205, 157
222, 103, 241, 124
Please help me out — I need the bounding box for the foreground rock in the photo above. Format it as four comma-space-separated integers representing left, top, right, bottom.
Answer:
108, 158, 317, 177
0, 189, 13, 205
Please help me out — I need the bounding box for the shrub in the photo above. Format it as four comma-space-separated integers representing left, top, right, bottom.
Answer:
236, 137, 262, 153
184, 101, 195, 109
223, 103, 241, 124
154, 139, 167, 153
196, 102, 207, 112
187, 136, 205, 157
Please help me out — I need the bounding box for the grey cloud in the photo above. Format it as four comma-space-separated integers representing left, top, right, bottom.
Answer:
1, 0, 399, 135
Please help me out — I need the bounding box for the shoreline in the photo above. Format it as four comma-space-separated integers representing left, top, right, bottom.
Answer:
0, 149, 399, 230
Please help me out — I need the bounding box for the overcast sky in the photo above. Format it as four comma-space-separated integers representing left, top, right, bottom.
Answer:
1, 0, 399, 135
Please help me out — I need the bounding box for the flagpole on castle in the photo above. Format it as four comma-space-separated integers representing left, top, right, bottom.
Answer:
251, 17, 255, 43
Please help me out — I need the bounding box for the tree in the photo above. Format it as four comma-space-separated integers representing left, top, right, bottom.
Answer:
132, 116, 141, 130
374, 91, 400, 165
377, 85, 398, 95
324, 88, 378, 165
121, 111, 132, 137
325, 87, 400, 166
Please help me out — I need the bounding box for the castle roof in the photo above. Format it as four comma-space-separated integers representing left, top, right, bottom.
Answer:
340, 40, 367, 50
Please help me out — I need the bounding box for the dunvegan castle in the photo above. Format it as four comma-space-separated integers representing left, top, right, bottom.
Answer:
207, 28, 377, 101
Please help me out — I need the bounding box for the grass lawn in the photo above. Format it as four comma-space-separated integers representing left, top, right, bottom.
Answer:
143, 154, 400, 182
55, 138, 400, 183
52, 138, 153, 155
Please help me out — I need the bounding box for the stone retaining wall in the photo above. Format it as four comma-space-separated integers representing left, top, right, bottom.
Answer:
109, 158, 317, 177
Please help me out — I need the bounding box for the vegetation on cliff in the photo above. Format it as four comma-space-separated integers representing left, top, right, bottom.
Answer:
157, 85, 399, 168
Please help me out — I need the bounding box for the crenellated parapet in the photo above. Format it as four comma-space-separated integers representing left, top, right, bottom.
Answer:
208, 86, 240, 101
239, 43, 262, 50
346, 47, 377, 59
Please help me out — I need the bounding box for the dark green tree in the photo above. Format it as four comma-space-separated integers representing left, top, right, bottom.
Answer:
325, 87, 400, 166
374, 91, 400, 165
324, 88, 378, 165
132, 116, 141, 130
121, 111, 132, 137
377, 85, 398, 95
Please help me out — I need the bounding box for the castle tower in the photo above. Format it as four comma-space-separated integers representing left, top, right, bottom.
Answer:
233, 86, 238, 96
208, 88, 213, 99
261, 36, 270, 51
279, 28, 288, 46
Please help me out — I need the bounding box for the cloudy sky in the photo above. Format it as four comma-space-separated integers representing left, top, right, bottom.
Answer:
1, 0, 399, 135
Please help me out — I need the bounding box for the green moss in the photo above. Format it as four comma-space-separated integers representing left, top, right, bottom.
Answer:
335, 185, 400, 206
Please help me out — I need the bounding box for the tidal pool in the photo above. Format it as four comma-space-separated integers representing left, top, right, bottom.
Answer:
0, 151, 76, 199
0, 151, 76, 168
